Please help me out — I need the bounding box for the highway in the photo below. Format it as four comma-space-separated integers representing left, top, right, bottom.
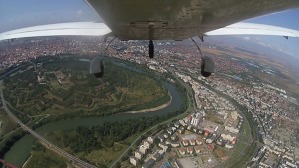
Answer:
0, 88, 97, 168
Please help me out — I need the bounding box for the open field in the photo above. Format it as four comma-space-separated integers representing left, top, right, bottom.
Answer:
205, 112, 224, 125
24, 143, 68, 168
3, 56, 169, 117
214, 146, 229, 159
0, 109, 17, 137
79, 143, 128, 167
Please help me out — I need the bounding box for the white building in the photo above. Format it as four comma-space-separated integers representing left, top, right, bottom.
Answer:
130, 156, 138, 166
139, 145, 148, 154
135, 151, 143, 160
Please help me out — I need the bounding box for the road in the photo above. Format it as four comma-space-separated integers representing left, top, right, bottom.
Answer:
0, 87, 97, 168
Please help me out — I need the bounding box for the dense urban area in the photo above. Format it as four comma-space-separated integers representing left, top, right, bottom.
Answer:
0, 36, 298, 168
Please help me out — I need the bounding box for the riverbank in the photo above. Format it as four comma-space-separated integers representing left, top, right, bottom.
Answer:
126, 92, 172, 113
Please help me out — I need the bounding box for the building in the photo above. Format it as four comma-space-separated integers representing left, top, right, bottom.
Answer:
147, 136, 154, 143
177, 127, 185, 134
139, 145, 148, 154
182, 140, 189, 146
130, 156, 138, 166
174, 121, 180, 128
179, 148, 186, 155
142, 159, 155, 168
158, 134, 165, 142
189, 139, 196, 146
221, 134, 236, 142
204, 131, 209, 138
159, 143, 168, 152
187, 147, 194, 154
194, 146, 201, 153
143, 140, 151, 149
191, 112, 203, 126
179, 119, 187, 126
206, 133, 217, 144
225, 126, 239, 134
135, 151, 143, 160
167, 127, 173, 135
171, 141, 180, 148
196, 138, 203, 145
216, 138, 225, 146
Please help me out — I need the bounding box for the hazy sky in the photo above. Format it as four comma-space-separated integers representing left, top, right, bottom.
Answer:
0, 0, 298, 56
244, 10, 299, 57
0, 0, 99, 32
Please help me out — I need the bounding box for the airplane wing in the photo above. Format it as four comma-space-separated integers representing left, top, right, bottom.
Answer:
2, 22, 298, 42
205, 22, 299, 38
1, 0, 299, 41
0, 22, 111, 41
85, 0, 299, 40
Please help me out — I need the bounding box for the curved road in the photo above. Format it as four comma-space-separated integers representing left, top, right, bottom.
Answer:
0, 87, 97, 168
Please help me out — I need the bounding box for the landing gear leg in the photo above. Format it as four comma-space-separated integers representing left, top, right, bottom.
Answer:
149, 40, 154, 59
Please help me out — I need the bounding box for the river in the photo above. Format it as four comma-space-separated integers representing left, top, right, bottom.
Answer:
3, 80, 183, 167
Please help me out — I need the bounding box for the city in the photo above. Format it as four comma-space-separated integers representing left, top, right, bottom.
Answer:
0, 36, 298, 168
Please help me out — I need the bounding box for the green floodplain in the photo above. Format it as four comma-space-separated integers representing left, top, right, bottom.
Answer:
0, 55, 188, 168
2, 56, 170, 117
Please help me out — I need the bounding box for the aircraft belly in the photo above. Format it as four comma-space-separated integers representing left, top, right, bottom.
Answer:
86, 0, 299, 40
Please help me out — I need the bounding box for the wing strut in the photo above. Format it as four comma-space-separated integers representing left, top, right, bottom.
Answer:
149, 40, 154, 59
191, 38, 204, 60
